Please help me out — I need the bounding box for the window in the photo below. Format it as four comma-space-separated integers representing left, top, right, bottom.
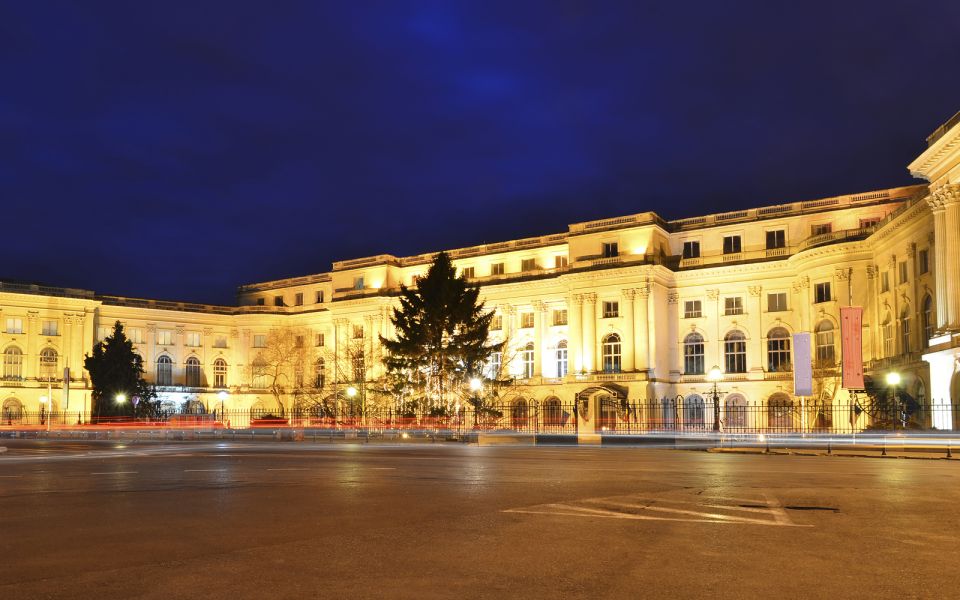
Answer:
520, 313, 534, 328
253, 334, 267, 348
213, 359, 227, 388
919, 249, 929, 275
315, 333, 325, 347
462, 267, 475, 279
767, 327, 791, 372
602, 242, 619, 258
682, 241, 701, 259
521, 343, 535, 378
765, 230, 785, 249
353, 277, 364, 290
491, 263, 504, 276
898, 262, 908, 285
900, 307, 911, 354
487, 351, 502, 379
274, 295, 284, 306
725, 395, 747, 429
724, 297, 743, 316
352, 325, 364, 339
3, 347, 23, 380
156, 356, 173, 386
39, 348, 58, 380
294, 293, 303, 306
251, 357, 267, 388
768, 393, 794, 429
185, 332, 201, 347
767, 292, 787, 312
815, 321, 835, 365
556, 341, 568, 377
185, 357, 202, 387
724, 330, 747, 373
521, 258, 538, 271
881, 272, 890, 293
814, 282, 831, 303
315, 290, 325, 303
684, 300, 702, 319
602, 334, 622, 374
555, 256, 568, 269
543, 397, 562, 426
96, 326, 111, 342
922, 295, 934, 347
722, 236, 741, 254
5, 318, 23, 334
128, 328, 145, 344
553, 309, 568, 326
314, 358, 325, 388
41, 320, 58, 336
882, 314, 894, 357
602, 301, 619, 318
157, 330, 173, 346
684, 395, 705, 428
683, 333, 705, 375
860, 217, 881, 228
490, 315, 502, 331
295, 335, 304, 348
352, 352, 365, 382
811, 223, 832, 236
257, 298, 265, 306
213, 336, 227, 348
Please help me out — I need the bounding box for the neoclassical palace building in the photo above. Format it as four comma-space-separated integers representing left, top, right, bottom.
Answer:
2, 112, 960, 429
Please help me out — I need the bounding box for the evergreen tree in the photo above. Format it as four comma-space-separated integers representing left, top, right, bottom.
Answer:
380, 252, 501, 408
84, 321, 157, 420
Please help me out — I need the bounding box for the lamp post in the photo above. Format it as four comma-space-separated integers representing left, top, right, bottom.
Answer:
217, 390, 229, 426
469, 377, 482, 428
345, 386, 359, 426
39, 395, 50, 432
707, 365, 724, 432
886, 371, 902, 429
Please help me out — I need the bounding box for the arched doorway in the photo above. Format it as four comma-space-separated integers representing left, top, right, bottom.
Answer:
542, 397, 562, 428
597, 395, 618, 431
683, 394, 705, 430
511, 398, 529, 430
2, 398, 23, 425
768, 393, 794, 431
724, 394, 747, 430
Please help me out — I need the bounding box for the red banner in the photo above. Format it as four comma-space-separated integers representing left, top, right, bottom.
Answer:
840, 306, 864, 390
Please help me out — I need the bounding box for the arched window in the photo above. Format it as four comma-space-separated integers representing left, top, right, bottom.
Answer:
683, 394, 705, 428
724, 330, 746, 373
815, 321, 835, 366
683, 333, 704, 375
542, 397, 562, 426
916, 380, 927, 407
521, 343, 535, 379
922, 295, 934, 348
213, 358, 227, 388
768, 393, 794, 430
3, 347, 23, 380
900, 306, 911, 354
314, 358, 325, 388
39, 348, 58, 381
156, 355, 173, 386
185, 357, 202, 387
511, 398, 529, 429
882, 314, 894, 357
556, 341, 568, 378
602, 334, 621, 374
1, 397, 24, 424
725, 394, 747, 429
251, 357, 267, 388
767, 327, 791, 372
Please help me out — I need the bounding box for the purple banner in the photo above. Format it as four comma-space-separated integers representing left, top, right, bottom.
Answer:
793, 332, 812, 396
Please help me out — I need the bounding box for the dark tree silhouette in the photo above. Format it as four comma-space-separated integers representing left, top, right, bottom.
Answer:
84, 321, 157, 420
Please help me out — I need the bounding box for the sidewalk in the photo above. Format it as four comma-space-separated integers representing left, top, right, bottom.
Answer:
710, 445, 956, 460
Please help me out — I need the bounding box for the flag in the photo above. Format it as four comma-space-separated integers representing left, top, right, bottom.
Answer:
840, 306, 865, 389
793, 332, 812, 396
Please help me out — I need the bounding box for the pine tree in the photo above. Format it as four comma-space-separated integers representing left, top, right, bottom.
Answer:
84, 321, 157, 420
380, 252, 501, 408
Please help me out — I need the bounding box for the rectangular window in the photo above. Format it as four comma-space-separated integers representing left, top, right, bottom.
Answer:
919, 249, 929, 275
553, 309, 568, 326
898, 261, 908, 285
213, 335, 227, 348
352, 325, 364, 339
295, 335, 304, 348
860, 217, 881, 228
722, 236, 742, 254
682, 241, 701, 259
315, 333, 325, 347
41, 320, 58, 336
491, 263, 504, 276
490, 315, 502, 331
157, 330, 173, 346
881, 272, 890, 293
767, 292, 788, 312
96, 326, 111, 341
520, 313, 534, 328
257, 298, 265, 306
724, 297, 743, 316
811, 223, 832, 236
294, 293, 303, 306
353, 277, 364, 290
5, 318, 23, 334
462, 266, 475, 279
815, 282, 832, 303
253, 334, 267, 348
684, 300, 702, 319
602, 301, 619, 318
521, 258, 538, 271
315, 290, 325, 303
128, 328, 144, 344
765, 230, 786, 249
185, 332, 201, 347
273, 295, 284, 306
555, 255, 568, 269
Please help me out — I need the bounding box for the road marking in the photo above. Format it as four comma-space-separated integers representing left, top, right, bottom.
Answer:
183, 469, 226, 472
90, 471, 138, 475
371, 467, 396, 470
267, 468, 307, 471
0, 475, 23, 478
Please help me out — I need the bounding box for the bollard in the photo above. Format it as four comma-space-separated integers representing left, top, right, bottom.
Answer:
765, 438, 770, 453
948, 444, 953, 459
827, 441, 831, 455
881, 441, 887, 456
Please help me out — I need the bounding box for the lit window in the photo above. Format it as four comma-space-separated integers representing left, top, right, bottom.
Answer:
520, 313, 534, 328
352, 325, 364, 339
724, 330, 747, 373
185, 332, 201, 347
521, 258, 538, 271
39, 348, 58, 380
315, 290, 325, 303
253, 334, 267, 348
462, 267, 475, 279
553, 309, 568, 326
5, 318, 23, 334
521, 343, 535, 378
556, 341, 568, 377
157, 330, 173, 346
811, 223, 832, 236
41, 320, 58, 336
490, 263, 504, 276
767, 328, 791, 372
490, 315, 502, 331
128, 328, 144, 344
683, 333, 704, 375
156, 356, 173, 386
214, 359, 227, 388
815, 321, 835, 365
554, 256, 568, 269
602, 334, 621, 373
185, 357, 202, 387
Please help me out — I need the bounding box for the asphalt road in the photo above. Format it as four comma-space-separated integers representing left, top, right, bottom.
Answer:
0, 440, 957, 600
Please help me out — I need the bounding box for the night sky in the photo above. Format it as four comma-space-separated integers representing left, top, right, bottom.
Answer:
3, 1, 959, 305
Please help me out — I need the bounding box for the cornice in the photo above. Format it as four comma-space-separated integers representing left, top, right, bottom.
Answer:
909, 121, 960, 182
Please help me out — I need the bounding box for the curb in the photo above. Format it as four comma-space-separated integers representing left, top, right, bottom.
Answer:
707, 448, 955, 460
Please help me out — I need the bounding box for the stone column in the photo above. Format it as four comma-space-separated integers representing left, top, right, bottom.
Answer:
569, 294, 583, 374
582, 293, 597, 373
532, 301, 545, 377
748, 286, 763, 372
928, 185, 960, 330
634, 285, 650, 374
25, 310, 39, 380
621, 289, 635, 372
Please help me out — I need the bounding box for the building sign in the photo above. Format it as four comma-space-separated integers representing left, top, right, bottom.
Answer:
840, 306, 865, 390
793, 332, 812, 396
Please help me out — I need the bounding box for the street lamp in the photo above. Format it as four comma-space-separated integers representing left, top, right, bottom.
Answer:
707, 365, 724, 432
39, 395, 50, 431
345, 386, 357, 398
886, 371, 902, 429
469, 378, 482, 392
217, 390, 229, 425
468, 377, 483, 427
115, 393, 127, 405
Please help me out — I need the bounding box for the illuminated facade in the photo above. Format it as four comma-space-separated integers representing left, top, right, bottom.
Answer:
2, 112, 959, 430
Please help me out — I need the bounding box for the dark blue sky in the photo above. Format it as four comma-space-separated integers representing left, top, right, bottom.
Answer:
3, 1, 959, 304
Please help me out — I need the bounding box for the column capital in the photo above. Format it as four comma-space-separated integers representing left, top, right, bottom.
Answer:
636, 284, 651, 299
667, 292, 679, 305
706, 289, 720, 300
532, 300, 547, 313
583, 293, 597, 304
748, 285, 762, 297
621, 288, 636, 301
834, 268, 851, 281
928, 184, 960, 210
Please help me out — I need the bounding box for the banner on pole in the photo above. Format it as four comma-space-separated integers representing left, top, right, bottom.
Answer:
793, 332, 813, 396
840, 306, 865, 390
